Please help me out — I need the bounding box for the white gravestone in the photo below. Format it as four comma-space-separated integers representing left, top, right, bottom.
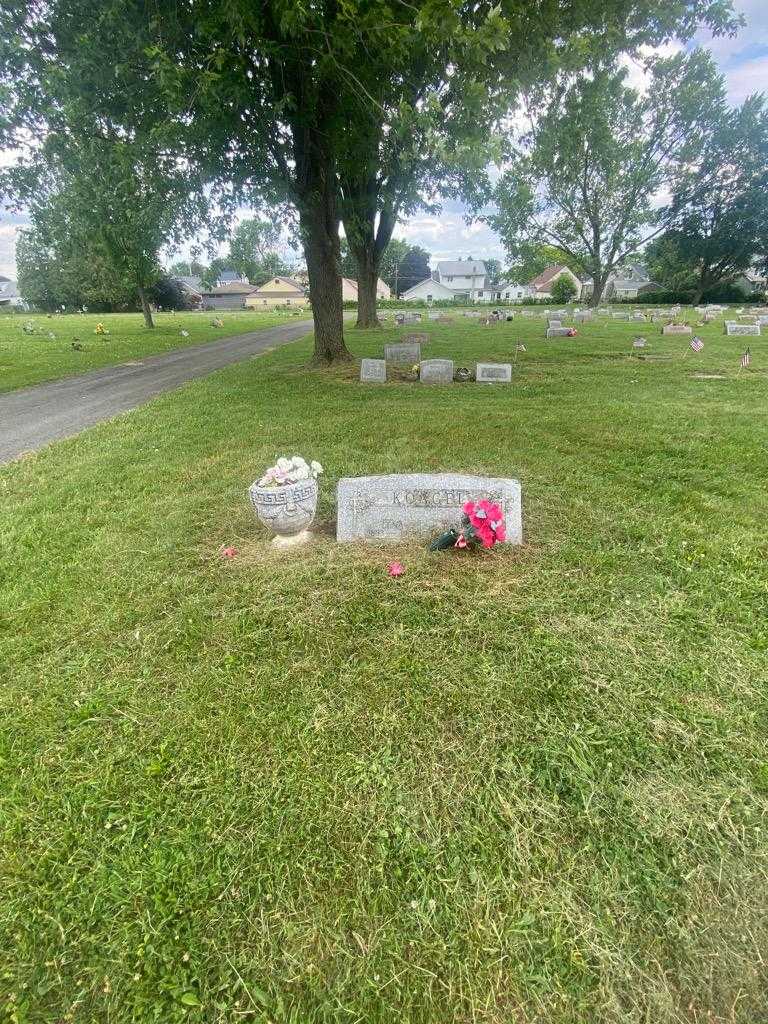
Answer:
547, 327, 573, 338
360, 358, 387, 383
419, 358, 454, 383
662, 324, 692, 335
385, 342, 421, 365
336, 473, 523, 544
547, 319, 562, 329
725, 322, 761, 336
476, 362, 512, 383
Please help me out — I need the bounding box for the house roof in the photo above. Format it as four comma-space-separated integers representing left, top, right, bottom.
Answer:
201, 281, 258, 296
496, 280, 528, 290
529, 265, 573, 290
436, 260, 486, 276
0, 280, 20, 297
341, 277, 390, 293
401, 277, 455, 298
218, 269, 247, 284
253, 276, 305, 295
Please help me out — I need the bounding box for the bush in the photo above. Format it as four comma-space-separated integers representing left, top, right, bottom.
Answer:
550, 276, 578, 303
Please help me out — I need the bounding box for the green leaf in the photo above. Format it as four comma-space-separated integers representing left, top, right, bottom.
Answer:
180, 991, 201, 1007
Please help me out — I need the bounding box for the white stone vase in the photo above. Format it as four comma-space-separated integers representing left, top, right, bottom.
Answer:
248, 478, 318, 544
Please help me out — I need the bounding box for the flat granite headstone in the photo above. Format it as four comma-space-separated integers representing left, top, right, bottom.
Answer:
420, 358, 454, 383
385, 342, 421, 365
662, 324, 692, 335
547, 327, 572, 338
725, 322, 761, 336
403, 332, 428, 345
476, 362, 512, 383
360, 358, 386, 383
336, 472, 523, 544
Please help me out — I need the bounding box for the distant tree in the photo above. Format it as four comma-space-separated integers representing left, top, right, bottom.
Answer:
551, 275, 578, 303
149, 276, 199, 311
394, 247, 432, 296
644, 233, 699, 293
492, 52, 726, 306
168, 259, 206, 278
505, 242, 584, 284
663, 93, 768, 303
484, 258, 502, 284
228, 217, 290, 284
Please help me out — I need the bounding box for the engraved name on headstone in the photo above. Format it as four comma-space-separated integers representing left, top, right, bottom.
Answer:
385, 342, 421, 365
419, 358, 454, 383
336, 473, 523, 544
476, 362, 512, 383
360, 358, 387, 383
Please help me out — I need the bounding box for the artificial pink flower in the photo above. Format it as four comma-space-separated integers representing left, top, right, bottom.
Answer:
387, 562, 405, 577
476, 522, 495, 548
454, 533, 468, 549
462, 500, 476, 517
494, 524, 507, 543
221, 546, 239, 559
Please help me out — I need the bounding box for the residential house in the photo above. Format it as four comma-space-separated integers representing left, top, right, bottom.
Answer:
528, 265, 583, 300
582, 264, 659, 300
246, 276, 308, 308
200, 280, 257, 309
401, 259, 489, 303
0, 278, 24, 309
341, 277, 391, 301
217, 269, 249, 285
493, 280, 533, 302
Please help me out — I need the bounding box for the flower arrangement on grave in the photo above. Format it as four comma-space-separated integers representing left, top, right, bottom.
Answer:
94, 322, 109, 335
210, 317, 224, 328
249, 456, 324, 547
21, 320, 37, 335
257, 456, 323, 487
429, 499, 506, 551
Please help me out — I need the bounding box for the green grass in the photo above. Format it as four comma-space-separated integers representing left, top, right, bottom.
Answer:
1, 310, 767, 1023
0, 309, 303, 392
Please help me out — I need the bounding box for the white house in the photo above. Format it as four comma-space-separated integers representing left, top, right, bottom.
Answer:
493, 280, 533, 302
0, 278, 25, 309
401, 259, 490, 303
341, 277, 391, 301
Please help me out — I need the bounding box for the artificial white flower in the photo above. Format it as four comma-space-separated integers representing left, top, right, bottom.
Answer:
310, 460, 324, 476
291, 455, 308, 467
276, 457, 291, 471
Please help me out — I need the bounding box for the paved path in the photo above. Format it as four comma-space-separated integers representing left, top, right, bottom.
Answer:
0, 319, 315, 464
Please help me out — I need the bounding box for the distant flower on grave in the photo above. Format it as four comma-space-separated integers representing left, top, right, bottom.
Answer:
210, 317, 224, 328
221, 546, 239, 559
387, 561, 405, 577
429, 499, 506, 552
180, 329, 190, 337
94, 322, 109, 335
257, 455, 324, 487
22, 320, 37, 335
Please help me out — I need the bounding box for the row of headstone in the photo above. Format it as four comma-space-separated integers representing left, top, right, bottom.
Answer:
361, 357, 512, 384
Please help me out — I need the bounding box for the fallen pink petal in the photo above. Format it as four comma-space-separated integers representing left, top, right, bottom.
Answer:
387, 562, 405, 577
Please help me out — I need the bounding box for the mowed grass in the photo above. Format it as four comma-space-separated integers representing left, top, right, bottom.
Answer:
0, 309, 303, 392
1, 310, 767, 1023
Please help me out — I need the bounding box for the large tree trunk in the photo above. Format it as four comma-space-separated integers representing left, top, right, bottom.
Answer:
138, 285, 154, 328
589, 272, 610, 307
300, 201, 350, 364
352, 246, 380, 328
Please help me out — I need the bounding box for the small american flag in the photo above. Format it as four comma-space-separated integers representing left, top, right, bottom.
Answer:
690, 336, 704, 353
741, 347, 751, 369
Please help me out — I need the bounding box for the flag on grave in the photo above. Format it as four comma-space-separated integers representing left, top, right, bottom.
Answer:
740, 348, 751, 369
516, 343, 526, 353
690, 336, 704, 353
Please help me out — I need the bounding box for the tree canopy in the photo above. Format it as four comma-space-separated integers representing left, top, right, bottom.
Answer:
491, 51, 727, 305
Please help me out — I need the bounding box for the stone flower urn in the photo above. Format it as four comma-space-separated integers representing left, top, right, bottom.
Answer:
248, 478, 318, 548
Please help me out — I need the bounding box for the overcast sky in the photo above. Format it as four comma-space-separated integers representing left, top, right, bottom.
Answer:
1, 0, 766, 279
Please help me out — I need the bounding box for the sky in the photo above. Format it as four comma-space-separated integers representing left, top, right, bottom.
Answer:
1, 0, 766, 279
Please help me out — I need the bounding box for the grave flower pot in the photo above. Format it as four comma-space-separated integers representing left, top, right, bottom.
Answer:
248, 478, 318, 545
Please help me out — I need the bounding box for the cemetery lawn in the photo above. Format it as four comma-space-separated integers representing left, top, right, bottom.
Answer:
2, 311, 767, 1023
0, 309, 299, 392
